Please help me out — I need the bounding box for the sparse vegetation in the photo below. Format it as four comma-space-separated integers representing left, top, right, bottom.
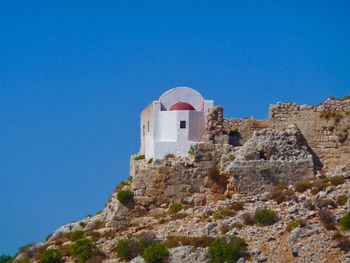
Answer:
40, 249, 62, 263
148, 158, 153, 164
168, 203, 183, 215
213, 211, 223, 220
337, 195, 348, 206
141, 243, 169, 263
134, 154, 145, 160
208, 236, 248, 263
330, 175, 345, 186
188, 144, 199, 155
339, 214, 350, 231
294, 180, 312, 193
70, 238, 94, 262
253, 209, 277, 226
213, 208, 236, 220
116, 190, 133, 206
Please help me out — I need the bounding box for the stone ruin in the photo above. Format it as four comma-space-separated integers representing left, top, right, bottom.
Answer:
101, 98, 350, 228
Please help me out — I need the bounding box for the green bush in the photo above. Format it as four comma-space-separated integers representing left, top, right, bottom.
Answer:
213, 211, 223, 220
70, 230, 85, 242
294, 180, 312, 193
337, 195, 348, 206
208, 236, 247, 263
115, 239, 133, 260
40, 249, 62, 263
142, 243, 169, 263
134, 155, 145, 160
116, 190, 133, 206
115, 234, 157, 261
254, 209, 277, 226
70, 238, 94, 262
168, 203, 183, 215
147, 158, 153, 164
339, 214, 350, 231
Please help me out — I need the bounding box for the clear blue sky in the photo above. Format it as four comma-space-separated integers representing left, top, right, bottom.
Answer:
0, 0, 349, 255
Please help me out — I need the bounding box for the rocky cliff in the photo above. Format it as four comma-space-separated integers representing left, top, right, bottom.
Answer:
12, 98, 350, 263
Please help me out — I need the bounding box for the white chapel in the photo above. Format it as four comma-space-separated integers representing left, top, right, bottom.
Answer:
140, 87, 214, 160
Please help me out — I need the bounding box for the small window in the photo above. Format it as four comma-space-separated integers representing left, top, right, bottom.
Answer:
147, 121, 150, 132
143, 125, 145, 136
180, 121, 186, 129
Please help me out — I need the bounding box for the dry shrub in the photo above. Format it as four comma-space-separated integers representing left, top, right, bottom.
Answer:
165, 153, 176, 159
270, 188, 294, 204
318, 209, 336, 230
337, 195, 348, 206
275, 182, 287, 190
333, 232, 350, 252
230, 202, 245, 211
304, 199, 315, 210
294, 180, 312, 193
330, 175, 345, 186
241, 212, 254, 226
164, 236, 215, 248
220, 225, 231, 234
315, 198, 337, 209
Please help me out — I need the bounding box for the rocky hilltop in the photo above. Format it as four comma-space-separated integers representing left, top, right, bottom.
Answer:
12, 97, 350, 263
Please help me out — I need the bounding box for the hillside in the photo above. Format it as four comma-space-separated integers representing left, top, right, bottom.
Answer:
9, 97, 350, 263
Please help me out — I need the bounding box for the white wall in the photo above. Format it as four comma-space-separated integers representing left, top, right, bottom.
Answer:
152, 110, 205, 159
140, 87, 214, 160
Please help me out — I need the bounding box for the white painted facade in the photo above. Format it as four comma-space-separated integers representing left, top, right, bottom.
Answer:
140, 87, 214, 160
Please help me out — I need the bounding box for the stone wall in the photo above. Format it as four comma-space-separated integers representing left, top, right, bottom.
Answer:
204, 106, 269, 145
269, 99, 350, 170
220, 125, 314, 194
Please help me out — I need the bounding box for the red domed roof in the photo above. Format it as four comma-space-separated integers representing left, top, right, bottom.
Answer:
169, 101, 196, 111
